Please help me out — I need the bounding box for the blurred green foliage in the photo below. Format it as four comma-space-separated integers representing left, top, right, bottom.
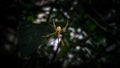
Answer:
18, 0, 120, 68
1, 0, 120, 68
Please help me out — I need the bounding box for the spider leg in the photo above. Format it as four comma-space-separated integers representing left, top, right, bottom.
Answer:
61, 39, 64, 45
62, 20, 69, 32
42, 32, 55, 38
52, 18, 56, 31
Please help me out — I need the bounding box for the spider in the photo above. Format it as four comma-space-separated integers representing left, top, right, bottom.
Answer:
43, 18, 69, 45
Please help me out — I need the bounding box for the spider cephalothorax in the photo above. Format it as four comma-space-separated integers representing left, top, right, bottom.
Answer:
55, 26, 61, 34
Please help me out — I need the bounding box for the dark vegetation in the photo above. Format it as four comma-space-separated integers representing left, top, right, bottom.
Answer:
0, 0, 120, 68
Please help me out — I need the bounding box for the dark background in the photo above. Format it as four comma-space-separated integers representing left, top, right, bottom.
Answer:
0, 0, 120, 68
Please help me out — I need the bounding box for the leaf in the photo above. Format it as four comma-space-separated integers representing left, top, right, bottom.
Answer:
18, 23, 51, 58
86, 20, 96, 32
56, 44, 69, 60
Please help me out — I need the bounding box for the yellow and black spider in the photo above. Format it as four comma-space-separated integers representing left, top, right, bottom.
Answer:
43, 18, 69, 45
